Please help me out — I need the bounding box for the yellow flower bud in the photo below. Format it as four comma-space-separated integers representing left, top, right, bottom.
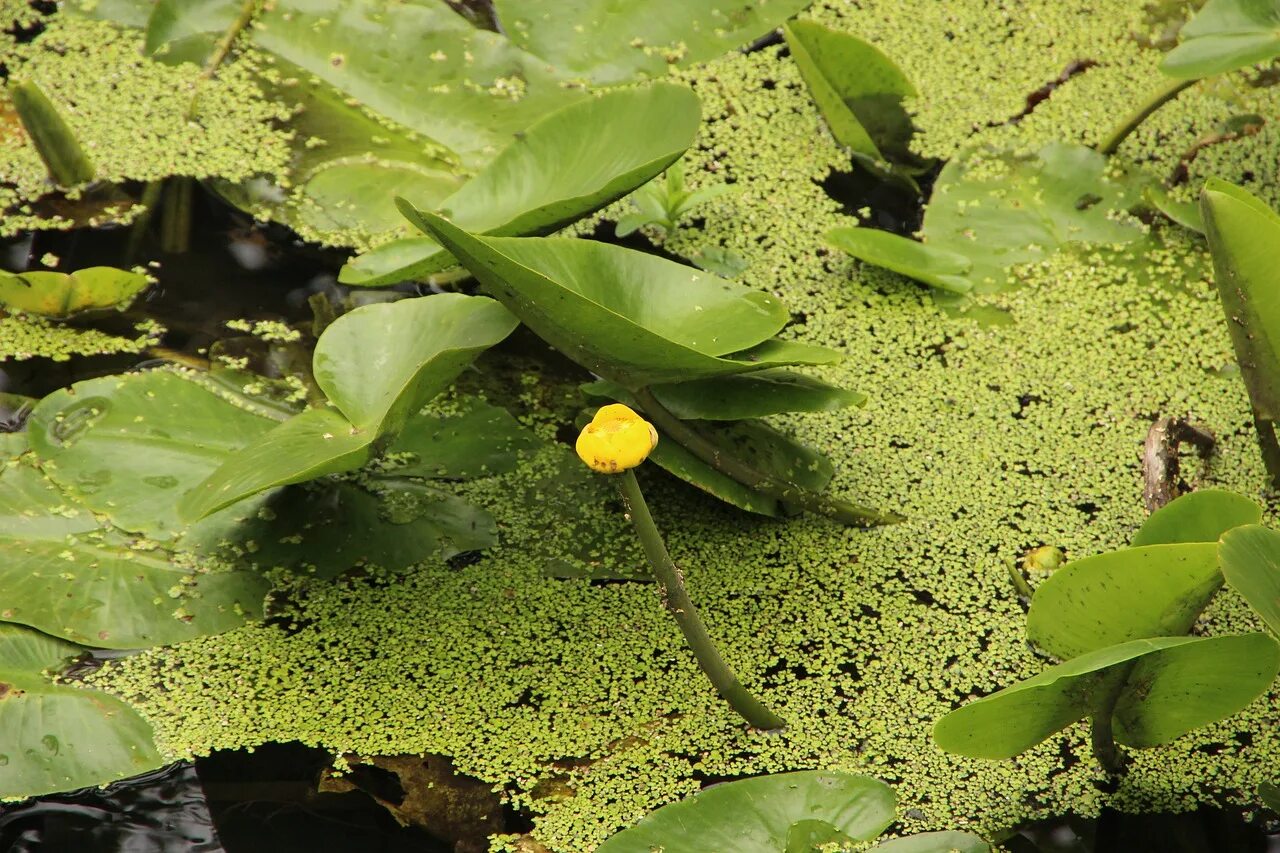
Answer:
576, 403, 659, 474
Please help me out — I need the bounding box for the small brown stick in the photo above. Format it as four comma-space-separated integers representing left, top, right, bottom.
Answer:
1142, 417, 1216, 512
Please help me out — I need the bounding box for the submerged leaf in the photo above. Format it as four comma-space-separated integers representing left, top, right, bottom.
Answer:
874, 832, 991, 853
825, 228, 973, 294
0, 266, 149, 318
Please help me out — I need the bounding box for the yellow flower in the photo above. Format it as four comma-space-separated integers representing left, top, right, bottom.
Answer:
576, 404, 659, 474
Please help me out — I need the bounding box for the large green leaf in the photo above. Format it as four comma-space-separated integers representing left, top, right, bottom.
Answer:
1200, 179, 1280, 421
1219, 524, 1280, 635
933, 635, 1269, 759
1161, 0, 1280, 79
0, 459, 267, 648
830, 143, 1147, 296
874, 832, 991, 853
1131, 489, 1262, 546
401, 211, 839, 387
493, 0, 812, 86
27, 371, 278, 540
783, 21, 917, 166
0, 267, 149, 318
824, 229, 973, 295
312, 294, 518, 434
0, 623, 165, 798
341, 84, 701, 286
385, 400, 540, 480
596, 771, 896, 853
584, 372, 865, 420
1026, 543, 1222, 660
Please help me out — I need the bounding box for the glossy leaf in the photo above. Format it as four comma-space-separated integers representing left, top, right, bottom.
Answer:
342, 85, 700, 286
1200, 179, 1280, 421
933, 635, 1263, 759
783, 21, 917, 165
0, 623, 165, 798
1219, 524, 1280, 635
1026, 543, 1222, 660
401, 210, 840, 387
825, 228, 973, 294
386, 400, 540, 479
1161, 0, 1280, 79
0, 267, 149, 318
1131, 489, 1261, 546
0, 459, 267, 648
312, 294, 518, 434
874, 832, 991, 853
27, 371, 277, 540
494, 0, 812, 86
584, 371, 865, 420
596, 771, 896, 853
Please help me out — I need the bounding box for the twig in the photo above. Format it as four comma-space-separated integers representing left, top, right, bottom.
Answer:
1142, 416, 1215, 512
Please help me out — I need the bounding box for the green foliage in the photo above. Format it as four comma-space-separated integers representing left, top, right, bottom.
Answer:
824, 228, 973, 295
1219, 525, 1280, 635
385, 399, 539, 480
585, 372, 866, 421
613, 158, 737, 239
8, 80, 95, 187
343, 84, 702, 285
0, 623, 164, 798
1130, 488, 1262, 546
0, 266, 149, 317
1160, 0, 1280, 79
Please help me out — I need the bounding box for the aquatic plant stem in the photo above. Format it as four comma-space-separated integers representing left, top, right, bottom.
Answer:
1090, 672, 1130, 775
633, 387, 904, 527
1097, 77, 1196, 156
1252, 409, 1280, 491
615, 469, 786, 731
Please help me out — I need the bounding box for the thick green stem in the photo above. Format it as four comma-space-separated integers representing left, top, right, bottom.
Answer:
1097, 77, 1196, 156
160, 177, 195, 255
633, 387, 904, 527
1252, 409, 1280, 491
1089, 670, 1131, 775
616, 469, 786, 731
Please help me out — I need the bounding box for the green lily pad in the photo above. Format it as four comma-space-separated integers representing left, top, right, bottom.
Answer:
783, 21, 918, 167
584, 371, 865, 420
596, 771, 896, 853
874, 832, 991, 853
386, 400, 540, 480
342, 84, 701, 286
1160, 0, 1280, 79
0, 623, 165, 798
934, 634, 1279, 759
27, 370, 278, 540
1219, 524, 1280, 635
1130, 489, 1261, 546
0, 267, 149, 318
824, 228, 973, 295
829, 143, 1147, 296
1200, 179, 1280, 422
1026, 543, 1222, 660
0, 457, 267, 648
401, 210, 839, 388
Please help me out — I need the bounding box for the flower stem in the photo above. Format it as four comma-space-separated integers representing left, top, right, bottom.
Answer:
1097, 77, 1196, 157
616, 469, 786, 731
633, 388, 903, 527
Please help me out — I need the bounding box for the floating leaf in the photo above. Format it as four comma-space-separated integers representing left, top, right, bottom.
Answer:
1160, 0, 1280, 79
1200, 179, 1280, 422
494, 0, 812, 86
342, 84, 701, 285
824, 229, 973, 295
0, 458, 267, 648
1261, 780, 1280, 812
1219, 524, 1280, 635
0, 623, 164, 798
596, 771, 896, 853
934, 634, 1278, 759
1144, 185, 1205, 234
402, 210, 839, 388
1130, 489, 1261, 546
874, 832, 991, 853
1026, 543, 1222, 660
584, 371, 865, 420
386, 400, 540, 480
783, 21, 917, 166
0, 266, 149, 318
27, 370, 278, 539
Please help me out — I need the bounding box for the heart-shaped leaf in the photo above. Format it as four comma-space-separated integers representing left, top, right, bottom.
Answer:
934, 634, 1278, 759
0, 623, 165, 798
596, 771, 896, 853
0, 266, 149, 318
401, 210, 839, 387
824, 228, 973, 295
584, 371, 866, 420
385, 400, 540, 479
1200, 179, 1280, 421
1131, 489, 1261, 546
1219, 524, 1280, 635
783, 21, 918, 166
1026, 543, 1222, 660
874, 832, 991, 853
1160, 0, 1280, 79
341, 84, 701, 286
